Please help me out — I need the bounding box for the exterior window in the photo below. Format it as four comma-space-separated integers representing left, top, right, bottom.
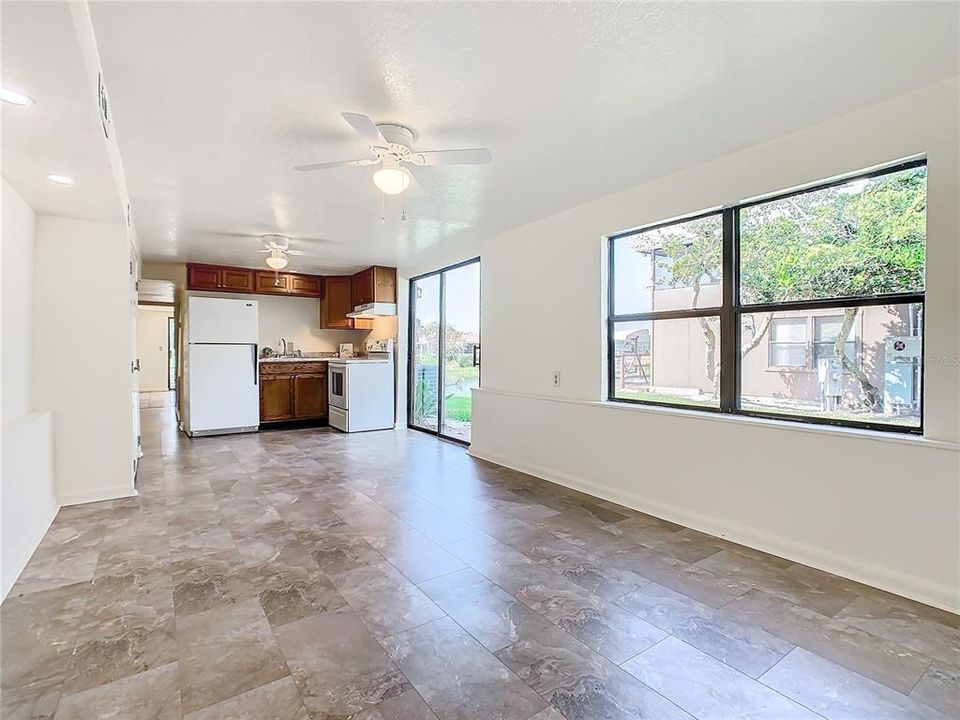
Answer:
814, 315, 857, 365
769, 318, 807, 368
608, 160, 926, 433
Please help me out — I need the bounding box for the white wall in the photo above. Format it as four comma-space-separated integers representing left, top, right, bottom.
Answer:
33, 215, 135, 506
137, 305, 174, 391
2, 180, 37, 423
189, 289, 399, 354
403, 79, 960, 612
1, 179, 57, 599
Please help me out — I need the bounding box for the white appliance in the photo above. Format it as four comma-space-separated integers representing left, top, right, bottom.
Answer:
328, 349, 394, 433
183, 297, 260, 436
345, 301, 397, 319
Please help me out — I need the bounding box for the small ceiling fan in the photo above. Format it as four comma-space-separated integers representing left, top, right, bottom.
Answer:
257, 234, 329, 270
294, 112, 492, 195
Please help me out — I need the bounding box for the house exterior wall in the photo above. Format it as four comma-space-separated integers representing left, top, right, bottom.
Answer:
632, 279, 917, 411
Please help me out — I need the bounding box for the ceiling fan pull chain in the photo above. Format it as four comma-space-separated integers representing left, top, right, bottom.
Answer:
400, 193, 406, 222
380, 190, 386, 225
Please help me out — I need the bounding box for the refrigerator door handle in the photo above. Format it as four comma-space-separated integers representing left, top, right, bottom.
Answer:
253, 345, 258, 385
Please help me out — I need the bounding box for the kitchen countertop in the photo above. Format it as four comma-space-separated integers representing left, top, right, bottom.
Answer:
258, 357, 332, 363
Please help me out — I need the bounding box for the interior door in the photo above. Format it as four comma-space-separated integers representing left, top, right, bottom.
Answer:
408, 258, 480, 443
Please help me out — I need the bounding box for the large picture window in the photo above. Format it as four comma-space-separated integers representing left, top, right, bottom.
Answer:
608, 160, 926, 433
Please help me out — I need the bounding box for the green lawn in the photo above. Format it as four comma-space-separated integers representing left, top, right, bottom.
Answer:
444, 395, 472, 421
614, 389, 719, 408
613, 389, 918, 427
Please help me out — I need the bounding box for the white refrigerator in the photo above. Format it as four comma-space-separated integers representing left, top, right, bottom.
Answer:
183, 296, 260, 436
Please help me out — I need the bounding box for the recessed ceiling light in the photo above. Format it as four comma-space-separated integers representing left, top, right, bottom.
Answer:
47, 174, 75, 186
0, 87, 34, 106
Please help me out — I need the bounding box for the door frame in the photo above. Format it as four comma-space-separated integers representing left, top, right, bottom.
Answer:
407, 257, 480, 445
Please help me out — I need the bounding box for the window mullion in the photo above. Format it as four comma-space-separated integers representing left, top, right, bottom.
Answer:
718, 208, 738, 412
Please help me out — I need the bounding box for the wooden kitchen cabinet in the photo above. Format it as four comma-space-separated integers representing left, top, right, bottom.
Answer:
259, 373, 294, 421
186, 263, 223, 290
259, 362, 328, 423
255, 270, 322, 298
220, 267, 256, 292
351, 266, 397, 306
293, 373, 328, 418
255, 271, 289, 295
320, 276, 372, 330
288, 274, 322, 297
189, 263, 321, 298
188, 263, 255, 293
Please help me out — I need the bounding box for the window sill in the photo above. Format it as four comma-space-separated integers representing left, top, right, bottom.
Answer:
473, 388, 958, 452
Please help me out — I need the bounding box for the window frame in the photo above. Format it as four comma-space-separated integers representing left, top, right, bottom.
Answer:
767, 317, 809, 370
813, 314, 859, 368
607, 158, 926, 435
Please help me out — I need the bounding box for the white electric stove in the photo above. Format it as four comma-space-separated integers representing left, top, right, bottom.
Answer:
328, 350, 394, 432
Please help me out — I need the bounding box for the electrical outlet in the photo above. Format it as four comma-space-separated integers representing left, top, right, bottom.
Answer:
552, 371, 561, 387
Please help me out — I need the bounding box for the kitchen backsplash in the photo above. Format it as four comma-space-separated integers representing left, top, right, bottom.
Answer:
257, 295, 397, 354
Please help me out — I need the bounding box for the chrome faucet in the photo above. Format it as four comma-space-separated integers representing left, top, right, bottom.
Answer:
279, 338, 287, 356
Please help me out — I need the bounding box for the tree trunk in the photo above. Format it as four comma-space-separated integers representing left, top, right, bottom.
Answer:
742, 312, 774, 357
698, 315, 718, 387
691, 280, 720, 396
834, 307, 883, 409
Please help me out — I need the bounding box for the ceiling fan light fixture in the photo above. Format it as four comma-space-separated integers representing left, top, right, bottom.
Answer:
265, 252, 288, 270
373, 165, 411, 195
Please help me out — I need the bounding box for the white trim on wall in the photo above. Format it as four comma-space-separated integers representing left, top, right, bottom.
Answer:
469, 388, 960, 613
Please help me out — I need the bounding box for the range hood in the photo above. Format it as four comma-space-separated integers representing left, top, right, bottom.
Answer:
345, 302, 397, 319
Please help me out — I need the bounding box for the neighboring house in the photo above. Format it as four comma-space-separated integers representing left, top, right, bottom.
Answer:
614, 256, 922, 415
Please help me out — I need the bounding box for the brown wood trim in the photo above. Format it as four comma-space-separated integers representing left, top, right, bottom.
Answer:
259, 361, 329, 375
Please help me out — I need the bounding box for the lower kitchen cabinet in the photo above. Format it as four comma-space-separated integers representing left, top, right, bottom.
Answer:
260, 374, 295, 421
293, 373, 327, 418
259, 362, 328, 423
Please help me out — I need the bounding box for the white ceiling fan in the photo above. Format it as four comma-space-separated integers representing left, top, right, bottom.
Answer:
294, 112, 492, 195
257, 233, 331, 270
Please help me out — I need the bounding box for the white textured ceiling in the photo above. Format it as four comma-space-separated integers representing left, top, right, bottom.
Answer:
2, 2, 122, 223
78, 2, 960, 273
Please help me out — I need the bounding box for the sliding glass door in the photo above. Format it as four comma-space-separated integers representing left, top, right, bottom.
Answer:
409, 258, 480, 443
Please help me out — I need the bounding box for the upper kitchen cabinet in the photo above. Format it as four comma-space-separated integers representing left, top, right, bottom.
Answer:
254, 271, 322, 298
189, 263, 321, 298
352, 266, 397, 307
287, 274, 322, 297
187, 263, 224, 290
220, 267, 256, 292
187, 263, 255, 293
255, 270, 288, 295
320, 276, 371, 329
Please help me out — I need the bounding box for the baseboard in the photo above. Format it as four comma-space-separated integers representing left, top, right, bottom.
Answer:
469, 445, 960, 614
1, 501, 59, 601
57, 485, 137, 507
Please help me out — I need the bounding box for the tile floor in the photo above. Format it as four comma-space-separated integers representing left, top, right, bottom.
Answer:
3, 404, 958, 719
139, 390, 176, 409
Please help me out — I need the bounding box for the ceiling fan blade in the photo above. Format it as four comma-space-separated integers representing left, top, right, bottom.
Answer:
293, 158, 375, 172
342, 112, 388, 148
406, 147, 492, 166
287, 247, 337, 256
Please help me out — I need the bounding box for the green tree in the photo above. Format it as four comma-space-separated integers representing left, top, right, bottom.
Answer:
638, 166, 926, 407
